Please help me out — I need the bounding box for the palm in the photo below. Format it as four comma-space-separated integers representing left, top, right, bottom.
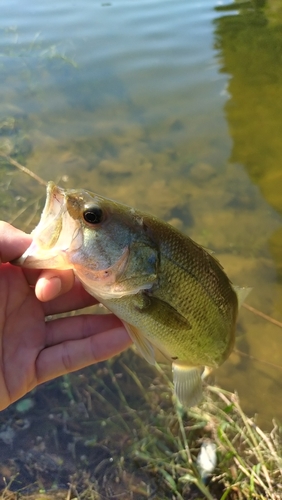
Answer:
0, 263, 48, 407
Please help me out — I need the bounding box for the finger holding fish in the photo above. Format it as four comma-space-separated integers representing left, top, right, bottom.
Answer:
36, 322, 131, 385
0, 221, 80, 303
41, 277, 98, 316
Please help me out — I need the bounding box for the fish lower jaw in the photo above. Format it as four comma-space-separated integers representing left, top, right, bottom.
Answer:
17, 249, 73, 270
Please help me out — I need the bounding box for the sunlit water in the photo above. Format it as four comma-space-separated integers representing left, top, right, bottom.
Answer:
1, 0, 282, 431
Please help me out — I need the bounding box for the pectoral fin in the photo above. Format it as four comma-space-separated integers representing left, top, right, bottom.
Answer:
123, 322, 156, 365
172, 363, 204, 407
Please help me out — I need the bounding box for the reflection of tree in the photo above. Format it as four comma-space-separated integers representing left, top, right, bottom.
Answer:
214, 2, 282, 275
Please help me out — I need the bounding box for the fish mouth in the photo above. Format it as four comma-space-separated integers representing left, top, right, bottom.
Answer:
13, 181, 81, 269
32, 181, 65, 247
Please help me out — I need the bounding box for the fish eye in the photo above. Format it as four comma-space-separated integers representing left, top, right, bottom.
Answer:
83, 207, 104, 225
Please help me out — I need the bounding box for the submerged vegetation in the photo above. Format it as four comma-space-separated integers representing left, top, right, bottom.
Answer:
0, 350, 281, 500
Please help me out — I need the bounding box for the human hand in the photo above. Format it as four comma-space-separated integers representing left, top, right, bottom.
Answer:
0, 222, 131, 410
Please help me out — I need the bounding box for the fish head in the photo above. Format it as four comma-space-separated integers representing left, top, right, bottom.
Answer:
14, 182, 157, 299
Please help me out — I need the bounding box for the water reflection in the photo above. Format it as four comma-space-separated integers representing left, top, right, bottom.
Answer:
215, 0, 282, 216
213, 0, 282, 424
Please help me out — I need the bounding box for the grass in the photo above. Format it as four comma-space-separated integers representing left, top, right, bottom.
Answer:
123, 360, 282, 500
0, 352, 281, 500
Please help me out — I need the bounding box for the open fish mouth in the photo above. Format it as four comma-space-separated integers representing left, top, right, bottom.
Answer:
13, 181, 81, 269
31, 182, 65, 248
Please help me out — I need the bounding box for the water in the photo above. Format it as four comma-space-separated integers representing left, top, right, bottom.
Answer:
1, 0, 282, 476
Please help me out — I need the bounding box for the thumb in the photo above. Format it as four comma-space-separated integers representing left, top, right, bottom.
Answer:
35, 269, 75, 302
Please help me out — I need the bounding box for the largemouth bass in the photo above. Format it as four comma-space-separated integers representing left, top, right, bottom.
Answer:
15, 182, 250, 407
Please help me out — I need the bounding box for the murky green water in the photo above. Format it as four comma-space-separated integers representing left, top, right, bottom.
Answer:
1, 0, 282, 433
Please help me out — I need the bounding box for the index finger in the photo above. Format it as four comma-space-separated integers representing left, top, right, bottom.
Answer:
43, 278, 98, 316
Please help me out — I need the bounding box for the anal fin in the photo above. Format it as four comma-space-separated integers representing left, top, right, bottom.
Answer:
172, 363, 204, 407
